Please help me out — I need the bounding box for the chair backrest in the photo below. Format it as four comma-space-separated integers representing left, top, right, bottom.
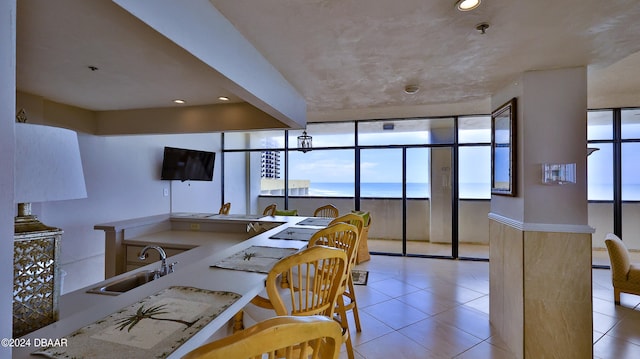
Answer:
218, 202, 231, 215
328, 213, 365, 235
182, 315, 342, 359
309, 223, 360, 290
266, 245, 347, 318
313, 204, 339, 218
263, 203, 277, 216
605, 233, 631, 281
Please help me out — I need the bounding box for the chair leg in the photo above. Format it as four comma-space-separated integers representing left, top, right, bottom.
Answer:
336, 295, 355, 359
347, 278, 362, 332
614, 288, 621, 305
232, 310, 244, 333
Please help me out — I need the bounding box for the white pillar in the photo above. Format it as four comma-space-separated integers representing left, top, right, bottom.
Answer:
490, 67, 592, 359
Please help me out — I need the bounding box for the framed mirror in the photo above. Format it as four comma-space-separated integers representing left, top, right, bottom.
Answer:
491, 98, 517, 196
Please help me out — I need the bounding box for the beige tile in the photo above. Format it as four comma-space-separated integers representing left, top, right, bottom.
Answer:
345, 311, 395, 347
608, 315, 640, 346
486, 334, 513, 353
593, 334, 640, 359
593, 310, 622, 334
431, 305, 492, 340
398, 318, 484, 358
423, 280, 486, 304
396, 289, 460, 316
362, 298, 430, 330
367, 278, 421, 298
339, 349, 365, 359
354, 331, 440, 359
454, 341, 516, 359
352, 285, 393, 308
462, 294, 490, 315
333, 253, 640, 358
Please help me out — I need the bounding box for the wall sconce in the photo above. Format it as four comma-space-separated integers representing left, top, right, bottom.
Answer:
542, 163, 576, 185
297, 131, 312, 153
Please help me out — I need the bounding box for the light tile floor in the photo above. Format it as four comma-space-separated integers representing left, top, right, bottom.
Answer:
339, 255, 640, 359
368, 239, 640, 266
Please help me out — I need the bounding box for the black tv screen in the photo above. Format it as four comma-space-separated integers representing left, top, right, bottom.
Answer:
161, 146, 215, 181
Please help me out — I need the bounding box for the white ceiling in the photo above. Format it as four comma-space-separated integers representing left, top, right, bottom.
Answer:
16, 0, 640, 124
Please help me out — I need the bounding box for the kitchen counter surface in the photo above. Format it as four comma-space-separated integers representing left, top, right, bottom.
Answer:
13, 215, 310, 359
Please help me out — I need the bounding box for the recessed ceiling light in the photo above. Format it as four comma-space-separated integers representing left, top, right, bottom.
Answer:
456, 0, 481, 11
173, 99, 186, 104
218, 96, 230, 101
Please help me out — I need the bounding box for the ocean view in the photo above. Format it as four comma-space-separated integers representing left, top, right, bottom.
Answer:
306, 182, 491, 199
299, 182, 640, 200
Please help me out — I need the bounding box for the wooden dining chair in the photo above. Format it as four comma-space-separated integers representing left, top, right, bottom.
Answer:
262, 203, 277, 216
329, 213, 365, 235
183, 315, 343, 359
327, 214, 365, 333
218, 202, 231, 215
237, 246, 348, 356
331, 212, 372, 264
308, 223, 360, 359
313, 204, 339, 218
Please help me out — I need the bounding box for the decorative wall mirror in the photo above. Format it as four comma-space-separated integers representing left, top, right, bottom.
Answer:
491, 97, 517, 196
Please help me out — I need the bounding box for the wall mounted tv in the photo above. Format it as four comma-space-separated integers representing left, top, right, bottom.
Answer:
161, 146, 215, 182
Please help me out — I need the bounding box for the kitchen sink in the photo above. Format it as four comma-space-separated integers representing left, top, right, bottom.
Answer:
87, 270, 157, 295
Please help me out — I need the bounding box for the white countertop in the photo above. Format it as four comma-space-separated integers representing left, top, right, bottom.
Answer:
13, 216, 310, 359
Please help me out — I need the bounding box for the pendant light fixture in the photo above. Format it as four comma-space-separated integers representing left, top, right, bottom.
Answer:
297, 131, 312, 153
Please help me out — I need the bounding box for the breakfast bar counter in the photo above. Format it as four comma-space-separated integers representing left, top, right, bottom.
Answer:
13, 214, 312, 359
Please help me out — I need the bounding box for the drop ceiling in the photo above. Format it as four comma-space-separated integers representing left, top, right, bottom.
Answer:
15, 0, 640, 129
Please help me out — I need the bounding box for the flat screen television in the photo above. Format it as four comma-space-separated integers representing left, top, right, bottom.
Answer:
161, 146, 215, 181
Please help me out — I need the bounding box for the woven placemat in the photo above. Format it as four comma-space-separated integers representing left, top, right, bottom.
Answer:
33, 286, 240, 358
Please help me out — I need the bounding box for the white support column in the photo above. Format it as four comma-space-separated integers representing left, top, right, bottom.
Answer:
490, 67, 592, 359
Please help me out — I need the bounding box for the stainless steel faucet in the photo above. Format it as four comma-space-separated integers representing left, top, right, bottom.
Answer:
139, 245, 176, 278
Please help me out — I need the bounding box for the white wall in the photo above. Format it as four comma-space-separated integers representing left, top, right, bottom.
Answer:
521, 68, 589, 225
0, 0, 15, 353
40, 132, 221, 293
490, 68, 589, 228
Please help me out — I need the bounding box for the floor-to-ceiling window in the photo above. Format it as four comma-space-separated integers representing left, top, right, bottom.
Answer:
222, 107, 640, 265
588, 108, 640, 266
457, 116, 491, 260
223, 130, 286, 214
357, 118, 458, 257
620, 108, 640, 264
286, 123, 356, 214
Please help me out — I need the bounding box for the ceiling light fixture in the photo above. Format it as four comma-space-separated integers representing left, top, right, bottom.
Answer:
297, 131, 312, 153
173, 99, 186, 104
218, 96, 230, 101
404, 85, 420, 95
456, 0, 481, 11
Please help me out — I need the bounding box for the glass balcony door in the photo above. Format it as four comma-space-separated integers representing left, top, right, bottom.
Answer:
360, 146, 454, 257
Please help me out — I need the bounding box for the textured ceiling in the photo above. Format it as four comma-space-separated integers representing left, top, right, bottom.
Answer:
15, 0, 640, 124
